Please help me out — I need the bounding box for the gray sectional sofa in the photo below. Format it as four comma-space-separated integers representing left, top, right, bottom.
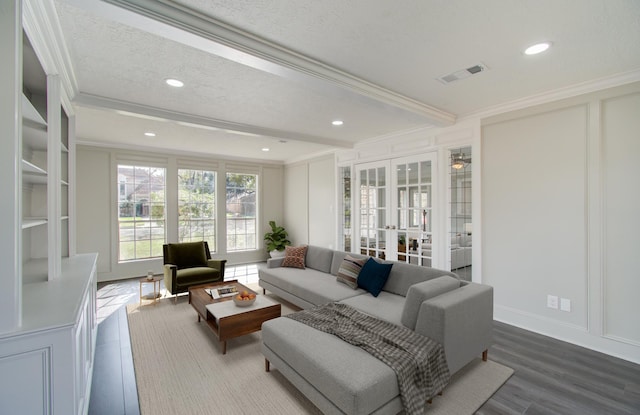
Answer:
259, 245, 494, 415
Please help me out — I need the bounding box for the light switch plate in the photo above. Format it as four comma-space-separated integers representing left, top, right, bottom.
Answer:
547, 295, 559, 309
560, 298, 571, 312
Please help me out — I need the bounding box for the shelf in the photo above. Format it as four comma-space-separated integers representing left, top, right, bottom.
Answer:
22, 172, 48, 185
22, 93, 46, 127
22, 218, 47, 229
21, 159, 46, 175
23, 123, 47, 150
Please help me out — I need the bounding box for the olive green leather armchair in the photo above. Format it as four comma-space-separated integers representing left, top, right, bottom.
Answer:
163, 241, 226, 299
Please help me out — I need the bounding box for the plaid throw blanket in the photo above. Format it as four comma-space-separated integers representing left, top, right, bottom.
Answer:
286, 303, 450, 415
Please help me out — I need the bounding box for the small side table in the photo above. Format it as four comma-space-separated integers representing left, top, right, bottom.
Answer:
139, 275, 163, 305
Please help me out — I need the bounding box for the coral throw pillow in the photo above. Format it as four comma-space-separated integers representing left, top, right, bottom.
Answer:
281, 245, 308, 269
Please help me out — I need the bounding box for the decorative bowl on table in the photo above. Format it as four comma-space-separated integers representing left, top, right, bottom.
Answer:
233, 291, 257, 307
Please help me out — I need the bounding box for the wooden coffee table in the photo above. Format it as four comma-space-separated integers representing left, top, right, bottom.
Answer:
188, 280, 281, 354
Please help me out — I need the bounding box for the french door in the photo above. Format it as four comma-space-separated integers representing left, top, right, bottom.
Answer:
355, 153, 436, 266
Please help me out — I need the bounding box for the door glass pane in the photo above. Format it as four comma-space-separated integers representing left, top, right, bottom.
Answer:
358, 164, 387, 260
378, 167, 386, 186
378, 188, 386, 208
397, 164, 406, 186
408, 162, 419, 185
409, 186, 419, 208
398, 188, 407, 208
392, 156, 434, 266
377, 210, 386, 229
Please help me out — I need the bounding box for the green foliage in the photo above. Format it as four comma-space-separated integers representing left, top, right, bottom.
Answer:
263, 220, 291, 252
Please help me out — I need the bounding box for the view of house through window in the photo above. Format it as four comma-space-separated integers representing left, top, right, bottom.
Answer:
178, 169, 216, 250
226, 173, 257, 252
117, 165, 166, 261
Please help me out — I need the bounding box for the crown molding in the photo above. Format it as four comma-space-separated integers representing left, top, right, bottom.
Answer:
76, 139, 286, 166
75, 92, 353, 149
66, 0, 455, 127
460, 68, 640, 123
23, 0, 79, 101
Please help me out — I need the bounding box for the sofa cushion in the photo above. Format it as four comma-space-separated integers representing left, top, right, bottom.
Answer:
336, 255, 366, 289
259, 266, 364, 305
305, 245, 334, 273
175, 266, 221, 286
400, 276, 460, 330
282, 245, 308, 269
382, 261, 459, 296
166, 242, 207, 269
339, 291, 405, 326
358, 258, 393, 297
262, 317, 400, 415
330, 251, 369, 275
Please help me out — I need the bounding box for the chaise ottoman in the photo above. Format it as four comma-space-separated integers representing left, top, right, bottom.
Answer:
262, 317, 405, 415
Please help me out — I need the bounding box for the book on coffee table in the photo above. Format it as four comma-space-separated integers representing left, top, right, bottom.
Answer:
207, 286, 238, 299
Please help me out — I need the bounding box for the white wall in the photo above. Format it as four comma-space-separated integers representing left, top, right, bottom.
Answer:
283, 162, 309, 245
76, 148, 112, 275
482, 82, 640, 364
283, 155, 336, 248
601, 92, 640, 345
76, 145, 284, 281
308, 156, 336, 248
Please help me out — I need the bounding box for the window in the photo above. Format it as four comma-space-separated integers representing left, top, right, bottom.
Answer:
178, 169, 216, 250
117, 165, 166, 261
226, 173, 257, 252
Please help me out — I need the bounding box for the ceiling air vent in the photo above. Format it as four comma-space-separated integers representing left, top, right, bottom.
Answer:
437, 63, 488, 84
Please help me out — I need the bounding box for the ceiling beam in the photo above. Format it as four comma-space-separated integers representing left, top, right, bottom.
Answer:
74, 93, 354, 148
65, 0, 456, 127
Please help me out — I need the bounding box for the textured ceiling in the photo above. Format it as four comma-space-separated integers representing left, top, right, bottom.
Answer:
53, 0, 640, 162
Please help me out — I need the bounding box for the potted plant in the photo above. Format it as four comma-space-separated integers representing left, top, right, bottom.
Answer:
264, 220, 291, 258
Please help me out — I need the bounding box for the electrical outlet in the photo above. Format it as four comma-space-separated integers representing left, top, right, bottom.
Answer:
560, 298, 571, 312
547, 295, 559, 309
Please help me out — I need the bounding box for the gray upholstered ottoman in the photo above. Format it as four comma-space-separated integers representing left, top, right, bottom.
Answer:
262, 317, 404, 415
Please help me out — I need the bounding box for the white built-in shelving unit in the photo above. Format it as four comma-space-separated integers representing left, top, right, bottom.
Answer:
0, 2, 97, 414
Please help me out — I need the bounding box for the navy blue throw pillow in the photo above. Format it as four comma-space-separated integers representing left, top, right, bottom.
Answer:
357, 257, 393, 297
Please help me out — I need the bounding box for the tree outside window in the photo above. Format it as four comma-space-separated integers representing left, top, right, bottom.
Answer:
226, 173, 257, 251
178, 169, 216, 251
117, 165, 166, 261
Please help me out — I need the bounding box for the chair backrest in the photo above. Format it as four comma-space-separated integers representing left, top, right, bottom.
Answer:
163, 241, 211, 269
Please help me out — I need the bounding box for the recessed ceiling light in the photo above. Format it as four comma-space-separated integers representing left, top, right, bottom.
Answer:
262, 147, 270, 152
144, 132, 156, 137
332, 120, 344, 126
165, 78, 184, 87
524, 42, 552, 55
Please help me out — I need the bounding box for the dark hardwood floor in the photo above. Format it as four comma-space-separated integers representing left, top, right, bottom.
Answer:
88, 266, 640, 415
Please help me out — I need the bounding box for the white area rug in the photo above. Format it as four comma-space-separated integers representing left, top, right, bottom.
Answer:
127, 295, 513, 414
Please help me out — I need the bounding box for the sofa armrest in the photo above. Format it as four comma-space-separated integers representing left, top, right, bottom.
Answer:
267, 257, 284, 268
164, 264, 177, 294
207, 259, 227, 278
414, 283, 493, 374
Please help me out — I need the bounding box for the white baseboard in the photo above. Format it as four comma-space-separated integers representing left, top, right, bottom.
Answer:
495, 304, 640, 366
